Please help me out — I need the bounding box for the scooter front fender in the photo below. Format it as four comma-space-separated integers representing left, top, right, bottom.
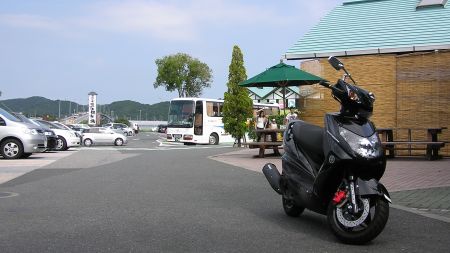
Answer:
356, 178, 391, 203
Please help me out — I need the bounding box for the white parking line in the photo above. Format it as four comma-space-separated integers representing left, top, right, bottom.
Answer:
80, 145, 233, 151
157, 139, 184, 147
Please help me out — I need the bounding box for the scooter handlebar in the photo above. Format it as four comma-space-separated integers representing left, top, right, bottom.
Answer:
319, 80, 345, 94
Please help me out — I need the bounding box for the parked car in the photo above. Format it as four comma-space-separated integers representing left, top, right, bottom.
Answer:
12, 113, 58, 151
34, 120, 80, 151
52, 121, 83, 142
157, 124, 167, 133
82, 127, 127, 146
0, 108, 46, 159
67, 124, 89, 136
103, 123, 134, 136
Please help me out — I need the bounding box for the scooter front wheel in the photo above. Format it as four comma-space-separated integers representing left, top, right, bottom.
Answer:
327, 196, 389, 244
282, 196, 305, 217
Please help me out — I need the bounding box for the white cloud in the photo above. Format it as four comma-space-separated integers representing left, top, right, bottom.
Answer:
0, 14, 62, 31
0, 1, 342, 41
76, 0, 298, 40
76, 1, 197, 40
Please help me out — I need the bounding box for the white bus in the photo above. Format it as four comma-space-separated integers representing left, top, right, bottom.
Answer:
166, 98, 279, 145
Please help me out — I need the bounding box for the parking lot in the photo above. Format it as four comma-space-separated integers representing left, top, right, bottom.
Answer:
0, 132, 232, 185
1, 132, 449, 252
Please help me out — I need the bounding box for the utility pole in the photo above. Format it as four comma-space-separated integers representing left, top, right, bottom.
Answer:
139, 110, 142, 121
58, 100, 61, 119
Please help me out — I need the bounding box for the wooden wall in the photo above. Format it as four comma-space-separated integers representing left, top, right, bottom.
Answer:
298, 51, 450, 156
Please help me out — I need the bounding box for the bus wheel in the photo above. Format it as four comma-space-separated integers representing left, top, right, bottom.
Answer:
209, 133, 219, 145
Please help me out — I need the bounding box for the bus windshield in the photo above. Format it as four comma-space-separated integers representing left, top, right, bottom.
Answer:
168, 100, 194, 128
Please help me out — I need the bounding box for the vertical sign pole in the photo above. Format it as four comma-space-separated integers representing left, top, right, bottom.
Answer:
88, 92, 98, 126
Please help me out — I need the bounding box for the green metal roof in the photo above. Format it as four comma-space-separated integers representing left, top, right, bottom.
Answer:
285, 0, 450, 59
248, 87, 300, 99
248, 87, 276, 98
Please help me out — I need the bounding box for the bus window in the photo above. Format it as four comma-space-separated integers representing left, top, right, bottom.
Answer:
206, 101, 223, 117
194, 101, 203, 135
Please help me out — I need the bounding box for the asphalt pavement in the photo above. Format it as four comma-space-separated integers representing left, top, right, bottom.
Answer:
0, 132, 449, 252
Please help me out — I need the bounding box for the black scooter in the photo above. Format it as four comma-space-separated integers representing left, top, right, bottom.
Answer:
262, 56, 391, 245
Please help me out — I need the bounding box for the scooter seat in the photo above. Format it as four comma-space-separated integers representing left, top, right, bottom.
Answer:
291, 121, 325, 168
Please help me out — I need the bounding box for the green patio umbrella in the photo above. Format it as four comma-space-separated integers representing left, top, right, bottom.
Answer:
240, 62, 325, 109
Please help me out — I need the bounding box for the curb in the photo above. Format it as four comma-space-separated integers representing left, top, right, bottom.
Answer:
391, 204, 450, 224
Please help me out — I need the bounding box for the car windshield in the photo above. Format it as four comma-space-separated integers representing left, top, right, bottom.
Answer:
12, 113, 34, 124
37, 120, 66, 130
168, 100, 194, 128
0, 108, 22, 122
53, 122, 71, 130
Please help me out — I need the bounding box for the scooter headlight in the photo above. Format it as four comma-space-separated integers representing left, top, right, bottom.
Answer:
339, 127, 381, 158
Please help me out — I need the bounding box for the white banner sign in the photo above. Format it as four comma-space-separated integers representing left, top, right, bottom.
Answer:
88, 94, 97, 126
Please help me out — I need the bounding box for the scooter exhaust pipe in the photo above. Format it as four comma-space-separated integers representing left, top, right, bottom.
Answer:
262, 163, 282, 195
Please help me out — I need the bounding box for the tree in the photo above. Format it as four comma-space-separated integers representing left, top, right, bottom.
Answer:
222, 46, 253, 146
154, 53, 213, 97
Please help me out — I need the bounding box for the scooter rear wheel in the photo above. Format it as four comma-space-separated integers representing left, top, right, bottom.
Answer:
282, 196, 305, 217
327, 196, 389, 245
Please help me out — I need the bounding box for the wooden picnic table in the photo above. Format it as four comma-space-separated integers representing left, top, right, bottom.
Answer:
376, 127, 447, 160
243, 128, 285, 158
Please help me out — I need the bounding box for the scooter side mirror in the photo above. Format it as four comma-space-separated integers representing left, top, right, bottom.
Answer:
328, 56, 344, 71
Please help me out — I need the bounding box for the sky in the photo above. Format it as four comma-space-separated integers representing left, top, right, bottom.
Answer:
0, 0, 344, 105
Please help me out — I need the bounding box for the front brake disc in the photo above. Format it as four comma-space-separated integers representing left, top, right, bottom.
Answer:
336, 198, 370, 228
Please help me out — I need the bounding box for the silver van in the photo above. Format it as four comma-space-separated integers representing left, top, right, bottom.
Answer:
0, 108, 46, 159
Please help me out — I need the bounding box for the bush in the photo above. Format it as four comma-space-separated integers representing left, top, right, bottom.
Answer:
247, 118, 257, 141
268, 114, 285, 127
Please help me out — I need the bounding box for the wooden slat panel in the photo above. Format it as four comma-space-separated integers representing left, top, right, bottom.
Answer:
298, 51, 450, 156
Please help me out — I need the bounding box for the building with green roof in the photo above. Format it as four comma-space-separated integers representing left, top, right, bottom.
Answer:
248, 87, 309, 108
285, 0, 450, 60
284, 0, 450, 156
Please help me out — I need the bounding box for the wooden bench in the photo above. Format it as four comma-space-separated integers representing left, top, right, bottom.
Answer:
242, 141, 283, 158
381, 141, 445, 160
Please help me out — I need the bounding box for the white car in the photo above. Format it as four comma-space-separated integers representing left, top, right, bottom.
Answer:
82, 127, 127, 146
34, 120, 80, 151
103, 123, 134, 136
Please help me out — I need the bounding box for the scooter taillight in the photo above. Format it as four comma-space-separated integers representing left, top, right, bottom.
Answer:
333, 190, 347, 204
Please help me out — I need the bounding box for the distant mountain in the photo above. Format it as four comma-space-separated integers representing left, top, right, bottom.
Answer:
107, 100, 170, 121
0, 96, 170, 120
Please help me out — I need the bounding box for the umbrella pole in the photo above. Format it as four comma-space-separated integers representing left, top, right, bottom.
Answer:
282, 81, 287, 114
